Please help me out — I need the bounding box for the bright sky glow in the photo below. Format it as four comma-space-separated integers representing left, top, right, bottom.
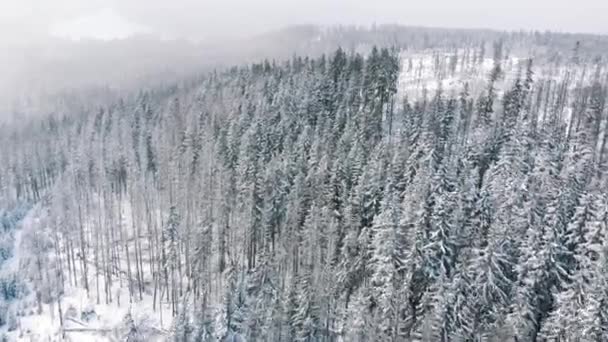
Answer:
50, 8, 151, 40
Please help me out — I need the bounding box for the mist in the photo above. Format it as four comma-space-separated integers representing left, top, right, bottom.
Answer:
3, 0, 608, 43
1, 0, 608, 119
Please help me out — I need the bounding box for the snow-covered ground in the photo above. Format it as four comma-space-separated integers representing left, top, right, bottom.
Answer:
396, 48, 594, 135
397, 49, 524, 102
0, 205, 173, 341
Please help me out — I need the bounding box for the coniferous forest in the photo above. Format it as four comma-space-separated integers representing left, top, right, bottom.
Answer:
2, 27, 608, 341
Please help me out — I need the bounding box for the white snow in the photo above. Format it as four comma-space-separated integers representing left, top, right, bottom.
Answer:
0, 204, 174, 341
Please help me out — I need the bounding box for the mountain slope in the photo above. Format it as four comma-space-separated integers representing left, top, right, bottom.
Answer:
1, 29, 608, 341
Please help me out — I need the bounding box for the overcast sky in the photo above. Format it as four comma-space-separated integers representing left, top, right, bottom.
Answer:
1, 0, 608, 43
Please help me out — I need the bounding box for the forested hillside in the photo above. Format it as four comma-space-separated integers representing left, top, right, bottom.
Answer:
1, 27, 608, 341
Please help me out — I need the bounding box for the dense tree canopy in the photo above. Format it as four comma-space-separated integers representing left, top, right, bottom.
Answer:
2, 27, 608, 341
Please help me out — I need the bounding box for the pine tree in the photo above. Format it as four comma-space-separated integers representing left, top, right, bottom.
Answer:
370, 180, 403, 341
541, 190, 607, 341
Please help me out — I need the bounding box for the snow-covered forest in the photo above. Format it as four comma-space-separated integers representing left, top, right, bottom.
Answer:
2, 26, 608, 341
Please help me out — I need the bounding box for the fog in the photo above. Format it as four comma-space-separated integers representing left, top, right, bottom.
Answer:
1, 0, 607, 119
2, 0, 608, 44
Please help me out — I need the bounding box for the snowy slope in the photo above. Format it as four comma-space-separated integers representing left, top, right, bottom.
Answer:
0, 205, 173, 342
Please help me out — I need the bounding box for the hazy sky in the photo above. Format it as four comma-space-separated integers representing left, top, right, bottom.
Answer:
1, 0, 608, 43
